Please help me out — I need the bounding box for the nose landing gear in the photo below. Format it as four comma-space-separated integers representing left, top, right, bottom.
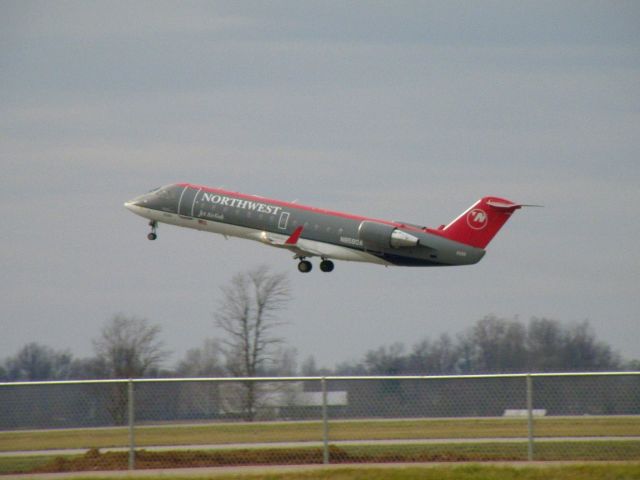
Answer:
147, 221, 158, 240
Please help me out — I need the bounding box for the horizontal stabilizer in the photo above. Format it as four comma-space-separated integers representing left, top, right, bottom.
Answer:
486, 200, 543, 210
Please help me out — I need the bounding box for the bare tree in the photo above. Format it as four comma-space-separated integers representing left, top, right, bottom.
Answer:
93, 314, 168, 379
526, 317, 564, 371
215, 266, 290, 420
300, 355, 319, 376
175, 339, 226, 419
409, 333, 459, 374
468, 315, 527, 373
93, 315, 168, 424
273, 346, 299, 376
176, 339, 225, 377
4, 343, 73, 381
561, 321, 620, 371
364, 343, 407, 375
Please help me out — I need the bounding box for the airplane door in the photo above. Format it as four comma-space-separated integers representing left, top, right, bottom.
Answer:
278, 212, 290, 230
178, 186, 199, 217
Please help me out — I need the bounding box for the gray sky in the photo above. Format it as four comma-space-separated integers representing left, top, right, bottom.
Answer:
2, 1, 639, 370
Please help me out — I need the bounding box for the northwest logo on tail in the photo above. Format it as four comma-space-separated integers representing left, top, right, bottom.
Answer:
467, 208, 488, 230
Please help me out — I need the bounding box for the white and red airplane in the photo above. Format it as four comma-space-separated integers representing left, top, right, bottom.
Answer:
125, 183, 532, 273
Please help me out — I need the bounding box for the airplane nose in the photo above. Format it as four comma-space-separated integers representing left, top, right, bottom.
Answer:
124, 199, 142, 212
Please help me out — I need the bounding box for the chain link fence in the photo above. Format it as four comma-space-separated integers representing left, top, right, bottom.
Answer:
1, 373, 639, 473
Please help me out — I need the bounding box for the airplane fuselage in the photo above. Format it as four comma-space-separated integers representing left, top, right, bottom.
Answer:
125, 183, 525, 272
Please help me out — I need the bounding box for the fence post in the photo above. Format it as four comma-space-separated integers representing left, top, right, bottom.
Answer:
526, 374, 534, 461
128, 379, 135, 470
321, 377, 329, 464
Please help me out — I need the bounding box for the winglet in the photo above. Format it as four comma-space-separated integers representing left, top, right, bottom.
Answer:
285, 226, 304, 245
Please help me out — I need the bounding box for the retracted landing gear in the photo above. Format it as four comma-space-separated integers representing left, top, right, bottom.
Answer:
147, 220, 158, 241
320, 259, 334, 272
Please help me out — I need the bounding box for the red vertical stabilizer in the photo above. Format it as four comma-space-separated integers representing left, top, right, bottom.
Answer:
439, 197, 523, 249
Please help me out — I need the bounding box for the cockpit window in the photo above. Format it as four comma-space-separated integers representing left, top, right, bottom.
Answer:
153, 185, 179, 201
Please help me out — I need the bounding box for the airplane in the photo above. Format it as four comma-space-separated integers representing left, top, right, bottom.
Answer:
124, 183, 533, 273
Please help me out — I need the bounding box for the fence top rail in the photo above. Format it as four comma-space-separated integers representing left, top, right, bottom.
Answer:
1, 371, 639, 387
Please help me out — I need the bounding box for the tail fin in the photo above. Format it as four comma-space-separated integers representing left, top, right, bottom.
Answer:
439, 197, 525, 249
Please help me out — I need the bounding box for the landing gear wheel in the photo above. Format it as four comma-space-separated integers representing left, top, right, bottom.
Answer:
297, 260, 312, 273
320, 260, 335, 272
147, 220, 158, 240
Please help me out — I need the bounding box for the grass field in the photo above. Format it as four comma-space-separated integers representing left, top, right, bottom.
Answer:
1, 416, 639, 452
63, 465, 640, 480
2, 441, 640, 474
4, 463, 640, 480
1, 417, 639, 475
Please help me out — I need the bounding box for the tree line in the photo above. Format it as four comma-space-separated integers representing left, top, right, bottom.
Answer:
329, 315, 638, 376
2, 267, 638, 383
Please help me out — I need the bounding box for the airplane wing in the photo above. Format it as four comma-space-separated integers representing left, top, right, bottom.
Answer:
284, 226, 304, 245
254, 227, 323, 258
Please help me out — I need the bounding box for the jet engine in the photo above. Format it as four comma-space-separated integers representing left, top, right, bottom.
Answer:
358, 221, 419, 250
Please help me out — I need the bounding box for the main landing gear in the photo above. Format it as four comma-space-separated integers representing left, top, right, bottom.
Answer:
296, 258, 335, 273
147, 221, 158, 241
297, 260, 312, 273
320, 259, 335, 272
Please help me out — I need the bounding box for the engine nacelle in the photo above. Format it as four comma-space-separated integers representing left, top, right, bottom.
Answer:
358, 221, 419, 250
